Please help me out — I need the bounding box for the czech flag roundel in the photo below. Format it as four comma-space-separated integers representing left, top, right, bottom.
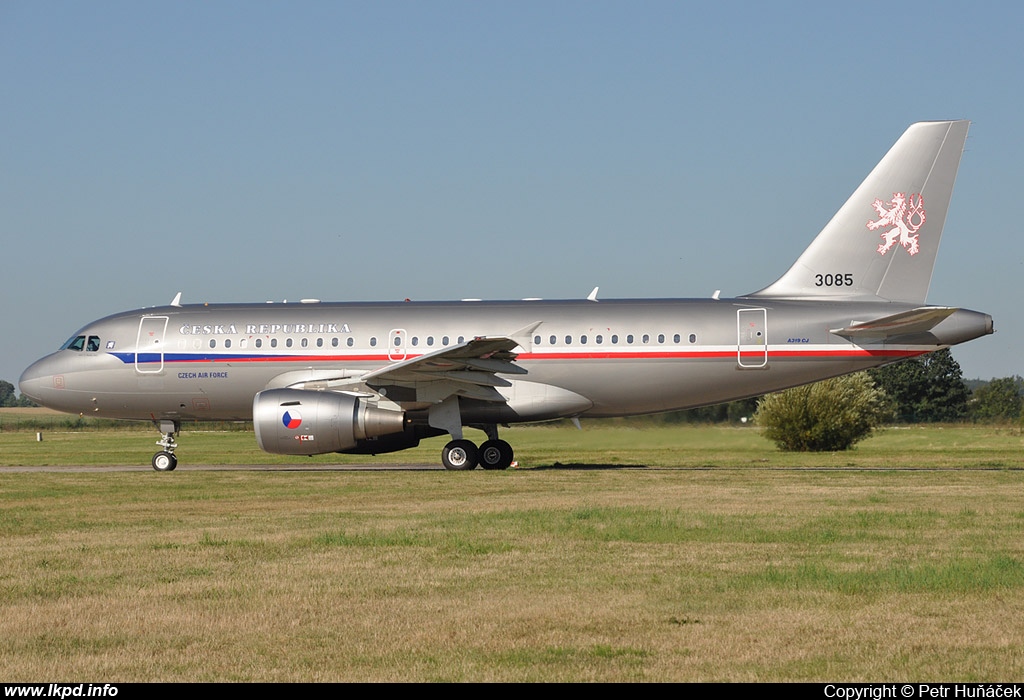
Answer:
282, 410, 302, 430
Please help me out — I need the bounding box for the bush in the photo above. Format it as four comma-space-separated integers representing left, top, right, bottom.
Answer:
754, 373, 892, 452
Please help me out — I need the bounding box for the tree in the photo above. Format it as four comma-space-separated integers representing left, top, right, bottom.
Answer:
0, 379, 36, 407
755, 373, 892, 452
971, 376, 1023, 422
0, 380, 17, 407
868, 349, 970, 422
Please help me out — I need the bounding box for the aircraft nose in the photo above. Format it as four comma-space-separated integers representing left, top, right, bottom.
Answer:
19, 355, 61, 407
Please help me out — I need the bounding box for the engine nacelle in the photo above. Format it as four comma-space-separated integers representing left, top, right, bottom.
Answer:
253, 388, 406, 456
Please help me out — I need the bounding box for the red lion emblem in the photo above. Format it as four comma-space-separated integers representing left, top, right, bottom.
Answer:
867, 192, 926, 256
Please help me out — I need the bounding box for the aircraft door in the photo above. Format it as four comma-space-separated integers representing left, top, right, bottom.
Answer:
388, 329, 407, 362
737, 308, 768, 368
136, 316, 169, 374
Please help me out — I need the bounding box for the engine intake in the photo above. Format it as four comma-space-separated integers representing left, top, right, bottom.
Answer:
253, 388, 406, 456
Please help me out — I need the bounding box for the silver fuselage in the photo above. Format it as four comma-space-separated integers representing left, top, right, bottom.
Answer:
19, 297, 993, 425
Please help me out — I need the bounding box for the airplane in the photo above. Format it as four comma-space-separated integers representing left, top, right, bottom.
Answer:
19, 120, 993, 471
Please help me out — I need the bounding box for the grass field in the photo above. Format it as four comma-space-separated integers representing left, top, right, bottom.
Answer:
2, 416, 1023, 681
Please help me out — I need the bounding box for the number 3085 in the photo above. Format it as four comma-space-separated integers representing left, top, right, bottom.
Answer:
815, 273, 853, 287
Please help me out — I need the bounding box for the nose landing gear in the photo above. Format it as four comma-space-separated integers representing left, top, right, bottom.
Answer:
152, 419, 180, 471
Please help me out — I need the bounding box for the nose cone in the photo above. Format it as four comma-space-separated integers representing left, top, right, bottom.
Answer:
19, 355, 60, 407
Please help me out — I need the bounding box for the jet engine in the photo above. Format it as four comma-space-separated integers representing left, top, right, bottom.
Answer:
253, 388, 406, 456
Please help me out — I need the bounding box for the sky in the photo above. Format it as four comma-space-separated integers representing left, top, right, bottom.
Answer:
2, 1, 1021, 387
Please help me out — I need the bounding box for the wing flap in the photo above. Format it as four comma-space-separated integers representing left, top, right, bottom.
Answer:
417, 382, 506, 403
360, 335, 526, 405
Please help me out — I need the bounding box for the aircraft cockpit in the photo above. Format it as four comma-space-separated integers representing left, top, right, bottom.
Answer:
62, 335, 102, 352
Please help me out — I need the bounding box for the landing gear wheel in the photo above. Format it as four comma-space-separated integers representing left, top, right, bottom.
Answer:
479, 439, 514, 470
442, 439, 479, 471
152, 451, 178, 472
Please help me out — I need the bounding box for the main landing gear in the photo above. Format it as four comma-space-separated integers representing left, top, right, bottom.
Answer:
429, 397, 515, 471
441, 433, 515, 471
152, 419, 180, 472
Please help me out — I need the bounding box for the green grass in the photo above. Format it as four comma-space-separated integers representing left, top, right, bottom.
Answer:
1, 421, 1024, 681
2, 416, 1023, 468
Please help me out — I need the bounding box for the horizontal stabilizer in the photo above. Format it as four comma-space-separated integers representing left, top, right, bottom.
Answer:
830, 307, 958, 340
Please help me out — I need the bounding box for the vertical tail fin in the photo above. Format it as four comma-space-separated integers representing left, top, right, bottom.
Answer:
750, 120, 969, 304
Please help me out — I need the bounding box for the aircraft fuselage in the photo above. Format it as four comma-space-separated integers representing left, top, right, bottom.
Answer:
20, 297, 992, 425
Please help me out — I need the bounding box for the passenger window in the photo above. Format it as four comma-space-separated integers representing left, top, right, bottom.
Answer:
611, 335, 618, 344
658, 334, 665, 344
626, 334, 634, 344
565, 335, 572, 345
286, 338, 293, 348
595, 335, 603, 344
271, 338, 278, 348
689, 333, 697, 344
86, 336, 101, 352
209, 339, 216, 349
411, 337, 419, 347
534, 335, 541, 345
549, 335, 556, 345
255, 338, 263, 348
581, 335, 587, 344
642, 334, 649, 344
346, 337, 354, 347
673, 334, 681, 343
225, 339, 232, 349
442, 336, 449, 346
370, 337, 377, 347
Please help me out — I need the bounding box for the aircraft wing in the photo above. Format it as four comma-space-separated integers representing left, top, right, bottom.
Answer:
829, 307, 959, 341
358, 335, 528, 403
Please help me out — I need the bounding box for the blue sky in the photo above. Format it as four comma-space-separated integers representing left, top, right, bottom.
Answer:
2, 1, 1021, 386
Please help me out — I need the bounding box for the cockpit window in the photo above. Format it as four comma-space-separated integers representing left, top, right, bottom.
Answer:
64, 335, 87, 351
62, 335, 102, 352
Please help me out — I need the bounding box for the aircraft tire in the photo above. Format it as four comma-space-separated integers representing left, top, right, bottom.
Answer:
479, 439, 514, 470
442, 440, 478, 471
152, 451, 178, 472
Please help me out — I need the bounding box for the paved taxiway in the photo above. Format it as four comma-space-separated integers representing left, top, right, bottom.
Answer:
0, 463, 444, 472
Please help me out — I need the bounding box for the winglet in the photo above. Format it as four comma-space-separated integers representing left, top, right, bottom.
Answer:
587, 287, 600, 302
170, 292, 182, 307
